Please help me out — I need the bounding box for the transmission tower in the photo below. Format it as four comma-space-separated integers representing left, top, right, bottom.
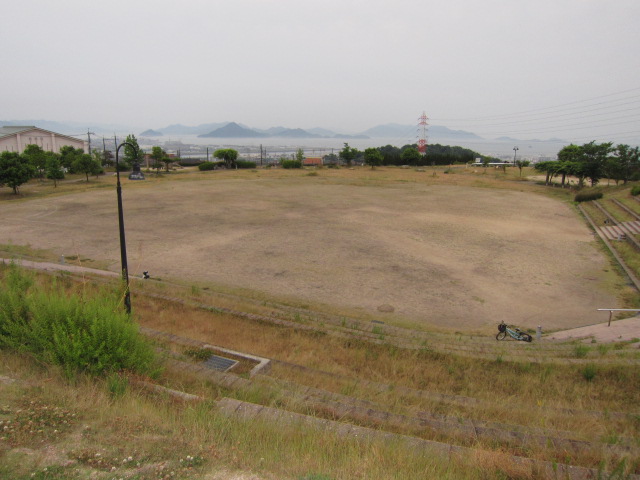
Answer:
417, 112, 429, 155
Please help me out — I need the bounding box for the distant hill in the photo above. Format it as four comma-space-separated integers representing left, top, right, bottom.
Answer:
333, 133, 369, 139
307, 127, 336, 137
274, 128, 322, 138
140, 129, 163, 137
198, 122, 268, 138
159, 123, 229, 135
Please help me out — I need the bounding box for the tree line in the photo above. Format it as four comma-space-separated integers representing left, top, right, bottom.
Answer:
332, 143, 492, 168
0, 134, 147, 194
534, 142, 639, 188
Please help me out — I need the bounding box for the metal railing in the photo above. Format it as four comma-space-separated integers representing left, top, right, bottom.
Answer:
597, 308, 640, 326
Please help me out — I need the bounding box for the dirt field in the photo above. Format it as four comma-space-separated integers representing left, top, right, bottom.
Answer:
0, 170, 619, 330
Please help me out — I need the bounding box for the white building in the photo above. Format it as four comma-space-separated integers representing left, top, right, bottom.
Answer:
0, 126, 87, 154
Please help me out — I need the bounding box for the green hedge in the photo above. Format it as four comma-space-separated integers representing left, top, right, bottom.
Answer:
0, 265, 156, 377
631, 185, 640, 196
236, 160, 257, 169
281, 160, 302, 169
198, 161, 216, 171
574, 191, 603, 202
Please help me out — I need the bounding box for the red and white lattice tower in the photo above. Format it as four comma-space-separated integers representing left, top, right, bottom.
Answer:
417, 112, 429, 155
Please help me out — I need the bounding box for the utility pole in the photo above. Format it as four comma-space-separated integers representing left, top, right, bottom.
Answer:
86, 129, 96, 154
260, 144, 263, 166
513, 146, 519, 165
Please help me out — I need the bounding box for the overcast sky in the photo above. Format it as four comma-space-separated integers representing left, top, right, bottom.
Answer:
2, 0, 639, 142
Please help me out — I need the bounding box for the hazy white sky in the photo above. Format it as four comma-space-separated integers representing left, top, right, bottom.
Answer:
2, 0, 639, 142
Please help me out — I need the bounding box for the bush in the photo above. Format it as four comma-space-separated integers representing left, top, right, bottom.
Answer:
198, 161, 216, 171
236, 160, 257, 169
574, 344, 590, 358
0, 264, 156, 377
631, 185, 640, 196
281, 160, 302, 169
574, 191, 603, 202
582, 363, 597, 382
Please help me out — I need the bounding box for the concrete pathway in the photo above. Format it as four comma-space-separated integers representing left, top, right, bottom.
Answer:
0, 258, 119, 278
547, 316, 640, 343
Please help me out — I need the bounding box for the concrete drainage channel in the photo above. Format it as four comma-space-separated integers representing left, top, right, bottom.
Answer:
139, 327, 639, 480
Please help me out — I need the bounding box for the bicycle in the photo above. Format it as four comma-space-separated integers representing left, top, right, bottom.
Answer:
496, 321, 532, 342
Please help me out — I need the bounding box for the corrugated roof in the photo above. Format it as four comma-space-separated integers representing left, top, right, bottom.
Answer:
0, 126, 37, 138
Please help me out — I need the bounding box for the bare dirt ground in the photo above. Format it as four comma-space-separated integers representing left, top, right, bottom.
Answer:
0, 170, 619, 331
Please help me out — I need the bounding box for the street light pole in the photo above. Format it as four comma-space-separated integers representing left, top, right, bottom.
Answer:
114, 141, 137, 314
513, 146, 519, 166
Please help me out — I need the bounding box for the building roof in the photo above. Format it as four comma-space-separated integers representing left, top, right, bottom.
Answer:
0, 126, 84, 144
0, 126, 37, 138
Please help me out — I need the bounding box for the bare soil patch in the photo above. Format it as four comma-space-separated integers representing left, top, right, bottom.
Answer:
0, 172, 618, 330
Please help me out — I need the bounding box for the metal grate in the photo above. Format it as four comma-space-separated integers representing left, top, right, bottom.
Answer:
203, 355, 238, 372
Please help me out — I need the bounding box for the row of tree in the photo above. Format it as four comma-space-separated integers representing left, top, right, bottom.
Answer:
0, 134, 149, 194
534, 142, 640, 188
334, 143, 489, 168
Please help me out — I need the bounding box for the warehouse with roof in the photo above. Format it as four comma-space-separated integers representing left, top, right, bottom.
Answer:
0, 126, 86, 154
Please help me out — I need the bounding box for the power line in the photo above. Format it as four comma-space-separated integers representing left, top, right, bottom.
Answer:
432, 87, 640, 122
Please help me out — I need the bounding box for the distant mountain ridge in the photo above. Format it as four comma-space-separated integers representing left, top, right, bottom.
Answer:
196, 122, 371, 139
0, 119, 570, 143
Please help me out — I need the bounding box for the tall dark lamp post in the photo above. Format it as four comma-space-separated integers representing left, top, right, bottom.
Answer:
513, 146, 519, 166
114, 141, 136, 314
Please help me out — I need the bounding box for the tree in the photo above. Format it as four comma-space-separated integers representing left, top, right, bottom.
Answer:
400, 147, 421, 165
378, 144, 401, 166
514, 159, 530, 177
534, 161, 553, 185
295, 148, 305, 163
557, 144, 585, 187
72, 153, 102, 181
213, 148, 238, 169
581, 141, 612, 187
0, 151, 35, 194
21, 144, 47, 179
363, 148, 383, 169
101, 149, 114, 167
45, 153, 64, 187
150, 146, 166, 174
123, 134, 144, 169
162, 155, 174, 172
59, 145, 84, 171
323, 153, 339, 165
614, 144, 640, 185
339, 143, 358, 166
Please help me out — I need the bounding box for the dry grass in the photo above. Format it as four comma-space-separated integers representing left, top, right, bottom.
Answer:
1, 350, 512, 480
0, 165, 619, 331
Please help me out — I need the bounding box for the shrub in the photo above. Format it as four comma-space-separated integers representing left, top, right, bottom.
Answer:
281, 160, 302, 169
0, 265, 156, 377
574, 191, 603, 202
184, 347, 213, 362
631, 185, 640, 196
198, 161, 216, 171
236, 160, 257, 169
574, 344, 590, 358
582, 363, 597, 381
